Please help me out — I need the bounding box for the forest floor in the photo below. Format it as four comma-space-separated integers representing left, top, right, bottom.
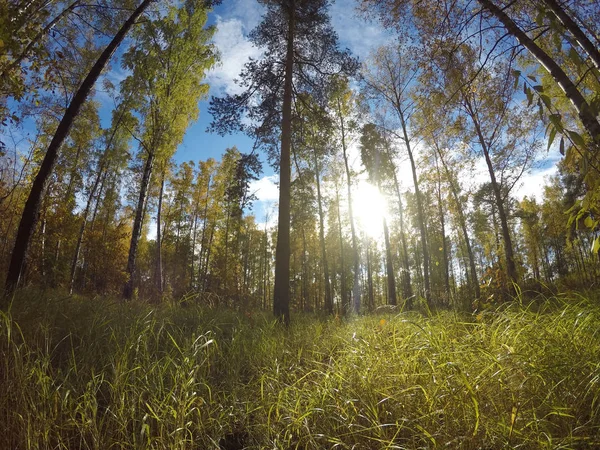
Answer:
1, 290, 599, 449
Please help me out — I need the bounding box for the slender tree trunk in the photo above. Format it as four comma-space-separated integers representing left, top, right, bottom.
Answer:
434, 143, 480, 299
366, 238, 375, 309
313, 150, 333, 314
399, 113, 431, 305
382, 217, 397, 306
155, 170, 165, 299
4, 0, 154, 299
389, 159, 413, 303
542, 0, 600, 71
435, 158, 450, 304
123, 151, 155, 300
273, 0, 294, 325
478, 0, 600, 143
335, 188, 347, 315
467, 99, 518, 285
338, 102, 361, 314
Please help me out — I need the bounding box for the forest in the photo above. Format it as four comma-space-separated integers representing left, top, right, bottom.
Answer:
1, 0, 600, 448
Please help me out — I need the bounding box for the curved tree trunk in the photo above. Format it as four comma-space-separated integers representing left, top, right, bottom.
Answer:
4, 0, 154, 300
478, 0, 600, 144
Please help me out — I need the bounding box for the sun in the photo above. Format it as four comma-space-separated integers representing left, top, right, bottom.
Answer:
352, 181, 390, 238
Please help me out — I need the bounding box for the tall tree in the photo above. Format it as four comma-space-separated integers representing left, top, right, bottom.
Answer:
4, 0, 155, 298
121, 2, 215, 299
209, 0, 357, 323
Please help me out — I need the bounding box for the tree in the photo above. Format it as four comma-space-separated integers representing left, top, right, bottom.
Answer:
4, 0, 155, 299
362, 42, 432, 305
209, 0, 357, 323
121, 2, 215, 300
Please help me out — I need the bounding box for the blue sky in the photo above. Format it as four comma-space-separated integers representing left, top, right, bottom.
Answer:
96, 0, 558, 224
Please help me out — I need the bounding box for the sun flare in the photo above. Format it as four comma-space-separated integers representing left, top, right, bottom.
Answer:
352, 182, 390, 238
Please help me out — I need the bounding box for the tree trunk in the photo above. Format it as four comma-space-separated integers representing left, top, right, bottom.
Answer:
399, 111, 431, 305
335, 187, 348, 315
123, 151, 155, 300
155, 169, 165, 299
467, 98, 518, 285
273, 0, 294, 325
313, 150, 333, 314
434, 143, 480, 299
389, 158, 413, 304
435, 158, 451, 305
366, 237, 375, 309
338, 101, 361, 314
4, 0, 154, 299
382, 217, 397, 305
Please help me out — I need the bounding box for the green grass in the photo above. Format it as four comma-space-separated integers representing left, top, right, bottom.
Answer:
1, 291, 600, 449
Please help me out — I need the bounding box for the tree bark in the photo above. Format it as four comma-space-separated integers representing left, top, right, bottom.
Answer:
154, 169, 165, 299
123, 151, 155, 300
467, 98, 518, 284
434, 144, 480, 299
338, 101, 361, 314
313, 149, 333, 314
273, 0, 294, 325
4, 0, 154, 299
335, 187, 347, 315
542, 0, 600, 71
382, 217, 397, 305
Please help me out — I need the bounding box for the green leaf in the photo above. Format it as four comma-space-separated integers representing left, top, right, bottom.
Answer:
525, 85, 533, 107
527, 75, 537, 82
548, 126, 557, 150
559, 137, 565, 156
592, 237, 600, 255
568, 47, 582, 68
533, 85, 544, 92
549, 114, 563, 133
540, 94, 552, 109
567, 130, 585, 147
585, 216, 594, 229
512, 70, 521, 89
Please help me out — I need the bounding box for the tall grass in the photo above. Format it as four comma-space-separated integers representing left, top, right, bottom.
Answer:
1, 290, 599, 449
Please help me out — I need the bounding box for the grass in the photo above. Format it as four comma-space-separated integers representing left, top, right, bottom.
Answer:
1, 290, 600, 449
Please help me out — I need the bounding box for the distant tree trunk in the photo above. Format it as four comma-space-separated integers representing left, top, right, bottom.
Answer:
273, 0, 294, 325
399, 111, 431, 305
154, 169, 165, 299
389, 161, 413, 304
435, 158, 450, 305
4, 0, 154, 300
123, 151, 155, 300
467, 98, 518, 285
434, 143, 480, 299
338, 101, 361, 314
336, 187, 348, 315
313, 150, 333, 314
382, 217, 397, 306
366, 237, 375, 309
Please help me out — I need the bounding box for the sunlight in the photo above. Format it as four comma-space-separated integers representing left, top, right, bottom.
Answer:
352, 181, 390, 238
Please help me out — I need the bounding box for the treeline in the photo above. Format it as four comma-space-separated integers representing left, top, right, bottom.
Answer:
1, 0, 600, 316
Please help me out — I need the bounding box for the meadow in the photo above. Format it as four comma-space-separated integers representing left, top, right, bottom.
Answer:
1, 290, 599, 449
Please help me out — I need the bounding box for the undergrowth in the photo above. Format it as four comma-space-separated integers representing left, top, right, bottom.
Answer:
1, 290, 599, 449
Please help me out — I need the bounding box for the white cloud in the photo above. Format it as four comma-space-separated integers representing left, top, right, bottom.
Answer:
513, 165, 558, 201
330, 0, 393, 61
208, 16, 262, 95
249, 174, 279, 202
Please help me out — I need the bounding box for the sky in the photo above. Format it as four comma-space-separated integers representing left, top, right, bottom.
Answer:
103, 0, 559, 229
